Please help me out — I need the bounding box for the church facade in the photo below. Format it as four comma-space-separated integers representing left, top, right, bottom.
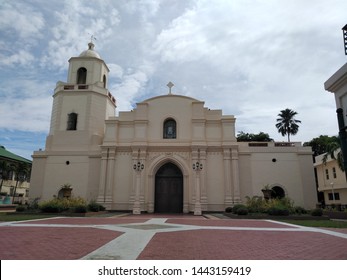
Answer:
30, 43, 317, 214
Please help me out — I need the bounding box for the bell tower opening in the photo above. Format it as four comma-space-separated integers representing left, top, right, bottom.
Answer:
77, 67, 87, 84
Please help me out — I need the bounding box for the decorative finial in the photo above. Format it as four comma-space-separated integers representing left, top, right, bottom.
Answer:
167, 81, 174, 94
88, 34, 97, 50
89, 34, 97, 44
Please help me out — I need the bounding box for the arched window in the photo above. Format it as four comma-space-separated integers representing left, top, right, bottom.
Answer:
103, 75, 107, 88
77, 67, 87, 84
67, 113, 78, 130
163, 118, 176, 139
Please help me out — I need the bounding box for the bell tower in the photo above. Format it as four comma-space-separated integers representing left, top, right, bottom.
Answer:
46, 41, 116, 151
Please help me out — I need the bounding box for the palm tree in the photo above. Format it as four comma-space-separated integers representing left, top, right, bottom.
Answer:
12, 162, 31, 203
0, 160, 13, 193
322, 137, 344, 171
275, 108, 301, 142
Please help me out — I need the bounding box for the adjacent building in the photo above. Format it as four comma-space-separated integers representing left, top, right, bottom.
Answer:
0, 146, 31, 204
314, 152, 347, 208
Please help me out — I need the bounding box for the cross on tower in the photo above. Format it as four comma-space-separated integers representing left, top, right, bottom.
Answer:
167, 81, 174, 94
89, 34, 97, 43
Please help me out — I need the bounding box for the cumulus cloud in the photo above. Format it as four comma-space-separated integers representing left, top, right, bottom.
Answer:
0, 1, 45, 40
1, 0, 347, 159
0, 50, 35, 67
40, 0, 121, 69
110, 62, 155, 111
0, 79, 52, 132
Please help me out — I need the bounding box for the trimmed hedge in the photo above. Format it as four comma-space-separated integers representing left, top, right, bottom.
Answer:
39, 197, 87, 213
236, 207, 248, 215
311, 208, 323, 217
267, 206, 290, 216
232, 204, 247, 214
87, 201, 106, 212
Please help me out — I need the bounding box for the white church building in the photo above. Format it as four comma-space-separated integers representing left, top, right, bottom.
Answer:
30, 42, 317, 214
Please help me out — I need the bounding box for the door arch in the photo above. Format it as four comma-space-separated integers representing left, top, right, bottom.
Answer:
155, 162, 183, 213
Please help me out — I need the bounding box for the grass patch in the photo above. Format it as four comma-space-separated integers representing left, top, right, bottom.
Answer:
283, 220, 347, 228
0, 213, 58, 222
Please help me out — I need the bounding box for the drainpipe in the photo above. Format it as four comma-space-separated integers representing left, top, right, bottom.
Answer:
103, 148, 109, 202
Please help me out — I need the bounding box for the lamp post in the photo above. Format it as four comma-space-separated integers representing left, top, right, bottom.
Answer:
133, 160, 144, 215
342, 24, 347, 55
193, 161, 203, 215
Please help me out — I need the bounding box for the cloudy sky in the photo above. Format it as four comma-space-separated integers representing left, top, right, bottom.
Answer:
0, 0, 346, 160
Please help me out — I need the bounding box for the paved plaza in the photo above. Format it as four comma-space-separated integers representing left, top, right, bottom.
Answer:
0, 214, 347, 260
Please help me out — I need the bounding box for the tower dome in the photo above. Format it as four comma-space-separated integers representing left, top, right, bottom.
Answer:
79, 42, 101, 59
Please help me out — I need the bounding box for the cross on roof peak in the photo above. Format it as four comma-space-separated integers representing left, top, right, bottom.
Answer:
167, 81, 174, 94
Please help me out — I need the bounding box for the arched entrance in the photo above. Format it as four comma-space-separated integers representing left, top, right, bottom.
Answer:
155, 162, 183, 213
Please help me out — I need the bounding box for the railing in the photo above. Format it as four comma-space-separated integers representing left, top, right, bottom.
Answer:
61, 84, 116, 105
248, 142, 298, 147
248, 143, 268, 147
274, 142, 296, 147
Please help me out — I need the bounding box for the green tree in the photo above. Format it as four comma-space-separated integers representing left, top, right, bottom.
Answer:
322, 138, 344, 172
275, 108, 301, 142
303, 135, 340, 157
12, 162, 31, 203
237, 131, 273, 142
0, 160, 13, 193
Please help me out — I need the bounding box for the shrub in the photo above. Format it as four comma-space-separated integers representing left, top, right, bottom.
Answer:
232, 204, 247, 214
294, 206, 307, 215
27, 197, 40, 210
267, 206, 290, 216
245, 196, 266, 213
236, 207, 248, 215
16, 205, 26, 212
73, 205, 87, 213
39, 202, 63, 213
311, 208, 323, 217
225, 207, 233, 213
39, 197, 87, 213
88, 201, 105, 212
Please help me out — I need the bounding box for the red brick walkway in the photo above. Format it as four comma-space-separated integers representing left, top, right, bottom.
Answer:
138, 229, 347, 259
0, 226, 122, 260
1, 215, 347, 260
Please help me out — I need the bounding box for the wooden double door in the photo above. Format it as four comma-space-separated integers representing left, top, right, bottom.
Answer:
155, 163, 183, 213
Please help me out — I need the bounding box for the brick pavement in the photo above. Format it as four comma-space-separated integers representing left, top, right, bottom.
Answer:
1, 214, 347, 260
138, 229, 347, 259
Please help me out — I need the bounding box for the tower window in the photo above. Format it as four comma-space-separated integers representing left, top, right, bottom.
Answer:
77, 67, 87, 84
103, 75, 107, 88
67, 113, 78, 130
163, 118, 176, 139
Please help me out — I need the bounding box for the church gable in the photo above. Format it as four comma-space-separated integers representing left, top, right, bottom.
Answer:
104, 94, 236, 145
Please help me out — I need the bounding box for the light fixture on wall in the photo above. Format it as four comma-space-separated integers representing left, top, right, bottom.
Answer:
133, 161, 144, 171
192, 161, 203, 171
343, 24, 347, 55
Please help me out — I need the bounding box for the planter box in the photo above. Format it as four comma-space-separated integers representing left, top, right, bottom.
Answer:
0, 204, 16, 211
323, 211, 347, 220
223, 213, 330, 220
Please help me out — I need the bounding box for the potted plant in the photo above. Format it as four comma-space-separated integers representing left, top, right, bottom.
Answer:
261, 184, 273, 200
61, 183, 73, 198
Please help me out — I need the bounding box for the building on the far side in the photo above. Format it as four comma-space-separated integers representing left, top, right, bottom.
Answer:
0, 145, 32, 204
